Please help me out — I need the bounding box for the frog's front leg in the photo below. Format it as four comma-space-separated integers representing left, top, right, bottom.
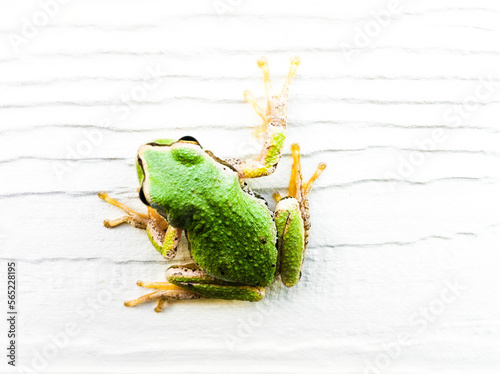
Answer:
125, 264, 265, 312
98, 192, 181, 259
229, 56, 301, 178
274, 144, 326, 287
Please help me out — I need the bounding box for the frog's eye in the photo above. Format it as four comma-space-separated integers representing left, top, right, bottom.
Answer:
139, 187, 150, 206
178, 136, 200, 146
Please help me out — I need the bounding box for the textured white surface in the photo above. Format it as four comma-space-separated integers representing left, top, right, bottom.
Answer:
1, 1, 500, 373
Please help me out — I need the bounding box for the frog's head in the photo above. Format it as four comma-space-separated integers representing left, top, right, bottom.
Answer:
136, 136, 239, 229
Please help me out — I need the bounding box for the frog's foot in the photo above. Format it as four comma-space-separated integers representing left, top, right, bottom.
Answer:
98, 192, 182, 259
244, 56, 300, 124
235, 57, 301, 178
124, 281, 202, 313
274, 143, 326, 245
287, 143, 326, 203
98, 192, 149, 229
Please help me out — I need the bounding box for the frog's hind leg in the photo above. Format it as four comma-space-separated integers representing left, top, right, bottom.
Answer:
233, 57, 301, 178
125, 264, 265, 312
167, 264, 265, 302
98, 192, 182, 259
273, 143, 326, 287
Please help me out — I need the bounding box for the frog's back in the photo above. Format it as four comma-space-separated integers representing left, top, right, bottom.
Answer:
186, 184, 278, 287
143, 144, 278, 287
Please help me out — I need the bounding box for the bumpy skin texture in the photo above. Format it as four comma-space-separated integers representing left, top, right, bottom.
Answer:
166, 265, 264, 301
140, 142, 278, 287
182, 283, 264, 301
99, 58, 328, 310
274, 198, 305, 287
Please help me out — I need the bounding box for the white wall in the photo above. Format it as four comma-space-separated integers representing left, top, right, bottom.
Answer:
1, 0, 500, 373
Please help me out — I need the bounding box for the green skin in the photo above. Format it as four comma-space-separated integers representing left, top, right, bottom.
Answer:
137, 138, 305, 302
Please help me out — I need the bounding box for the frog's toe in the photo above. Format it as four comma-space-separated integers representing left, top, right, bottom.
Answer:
288, 143, 326, 200
244, 89, 266, 121
273, 192, 282, 202
99, 192, 149, 229
124, 280, 202, 312
304, 162, 327, 197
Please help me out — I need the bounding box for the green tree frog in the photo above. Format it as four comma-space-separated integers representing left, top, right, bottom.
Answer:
99, 57, 326, 312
